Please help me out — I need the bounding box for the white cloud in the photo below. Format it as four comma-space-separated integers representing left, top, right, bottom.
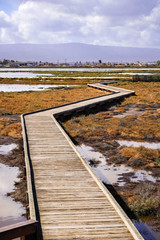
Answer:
0, 10, 10, 27
0, 0, 159, 48
80, 15, 107, 35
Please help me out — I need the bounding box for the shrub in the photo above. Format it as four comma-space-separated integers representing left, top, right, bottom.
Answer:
129, 196, 159, 216
129, 183, 160, 216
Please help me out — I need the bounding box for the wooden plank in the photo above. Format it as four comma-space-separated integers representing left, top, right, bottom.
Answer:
22, 84, 143, 240
0, 220, 38, 240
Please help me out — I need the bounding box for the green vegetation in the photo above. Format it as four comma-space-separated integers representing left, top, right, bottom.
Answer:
157, 60, 160, 65
128, 183, 160, 216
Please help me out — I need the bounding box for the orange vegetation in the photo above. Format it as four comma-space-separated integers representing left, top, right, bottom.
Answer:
63, 82, 160, 141
0, 86, 108, 138
113, 81, 160, 104
0, 86, 107, 114
0, 117, 22, 138
121, 146, 160, 167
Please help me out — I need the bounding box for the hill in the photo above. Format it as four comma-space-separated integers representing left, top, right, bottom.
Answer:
0, 43, 160, 62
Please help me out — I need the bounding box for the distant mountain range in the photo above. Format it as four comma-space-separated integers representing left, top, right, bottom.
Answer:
0, 43, 160, 62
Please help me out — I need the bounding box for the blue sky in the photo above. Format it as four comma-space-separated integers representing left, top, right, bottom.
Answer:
0, 0, 160, 48
0, 0, 19, 13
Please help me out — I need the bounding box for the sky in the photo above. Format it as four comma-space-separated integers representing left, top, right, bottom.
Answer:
0, 0, 160, 48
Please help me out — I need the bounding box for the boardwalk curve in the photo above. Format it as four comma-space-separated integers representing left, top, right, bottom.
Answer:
21, 83, 143, 240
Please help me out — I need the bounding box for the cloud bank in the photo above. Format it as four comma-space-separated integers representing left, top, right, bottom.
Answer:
0, 0, 160, 48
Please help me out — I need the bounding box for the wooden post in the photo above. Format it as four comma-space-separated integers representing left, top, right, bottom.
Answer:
24, 231, 38, 240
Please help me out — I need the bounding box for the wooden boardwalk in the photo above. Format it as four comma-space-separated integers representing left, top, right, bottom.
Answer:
22, 84, 143, 240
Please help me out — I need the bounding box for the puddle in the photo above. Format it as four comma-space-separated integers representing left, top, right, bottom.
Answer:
114, 108, 142, 118
76, 144, 157, 186
77, 144, 129, 186
0, 195, 26, 228
117, 140, 160, 150
0, 144, 18, 155
0, 163, 26, 227
0, 84, 72, 92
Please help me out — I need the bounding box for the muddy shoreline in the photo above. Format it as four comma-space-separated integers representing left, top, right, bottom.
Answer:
0, 129, 28, 218
76, 135, 160, 176
74, 135, 160, 234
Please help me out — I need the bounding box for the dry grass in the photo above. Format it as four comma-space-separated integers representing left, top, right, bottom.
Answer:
1, 76, 159, 223
0, 117, 22, 138
63, 82, 160, 141
0, 77, 101, 85
0, 86, 108, 138
120, 146, 160, 167
113, 81, 160, 104
63, 110, 160, 141
0, 86, 107, 114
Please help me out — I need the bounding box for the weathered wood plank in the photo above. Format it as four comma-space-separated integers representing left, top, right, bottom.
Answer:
0, 220, 38, 240
22, 84, 143, 240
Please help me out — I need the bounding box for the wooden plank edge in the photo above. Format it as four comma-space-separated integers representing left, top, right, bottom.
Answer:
51, 114, 143, 240
21, 114, 37, 220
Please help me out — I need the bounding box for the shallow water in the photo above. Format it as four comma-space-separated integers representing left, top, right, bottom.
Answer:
0, 163, 26, 228
0, 84, 72, 92
0, 72, 52, 78
134, 220, 158, 240
76, 144, 157, 186
0, 67, 160, 72
117, 140, 160, 150
0, 143, 18, 155
121, 72, 153, 75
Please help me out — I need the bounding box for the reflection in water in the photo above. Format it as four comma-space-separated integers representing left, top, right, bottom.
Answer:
76, 144, 157, 186
134, 220, 158, 240
117, 140, 160, 150
76, 144, 159, 240
0, 72, 52, 78
121, 72, 153, 75
0, 143, 17, 155
0, 195, 26, 228
77, 144, 128, 186
0, 84, 73, 92
0, 163, 26, 227
0, 163, 19, 194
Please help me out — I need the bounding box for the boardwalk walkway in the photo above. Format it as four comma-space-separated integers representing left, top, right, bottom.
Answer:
22, 84, 143, 240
